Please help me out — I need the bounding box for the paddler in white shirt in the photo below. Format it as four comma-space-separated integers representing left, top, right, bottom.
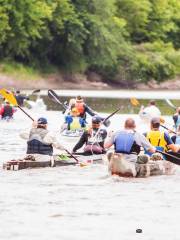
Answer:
20, 117, 64, 161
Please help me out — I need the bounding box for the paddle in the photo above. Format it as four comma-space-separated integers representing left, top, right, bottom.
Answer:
91, 107, 122, 149
165, 99, 176, 110
31, 89, 40, 94
48, 89, 67, 111
0, 88, 34, 121
156, 150, 180, 166
160, 124, 176, 135
64, 148, 79, 163
130, 98, 140, 106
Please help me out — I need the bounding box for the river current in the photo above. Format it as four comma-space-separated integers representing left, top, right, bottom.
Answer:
0, 109, 179, 240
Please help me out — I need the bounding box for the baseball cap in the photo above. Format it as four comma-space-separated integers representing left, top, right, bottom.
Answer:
92, 115, 102, 124
37, 117, 48, 124
151, 117, 160, 124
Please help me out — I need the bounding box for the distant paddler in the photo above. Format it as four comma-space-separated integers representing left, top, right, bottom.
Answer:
20, 117, 65, 162
144, 117, 179, 155
171, 125, 180, 147
139, 100, 161, 123
72, 115, 107, 155
61, 107, 86, 133
69, 95, 110, 127
104, 118, 156, 176
15, 90, 29, 107
0, 101, 16, 121
172, 107, 180, 131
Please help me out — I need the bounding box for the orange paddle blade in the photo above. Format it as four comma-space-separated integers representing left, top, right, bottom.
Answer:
0, 88, 18, 106
130, 98, 140, 106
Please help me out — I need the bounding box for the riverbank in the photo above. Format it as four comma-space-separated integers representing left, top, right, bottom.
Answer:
0, 71, 180, 90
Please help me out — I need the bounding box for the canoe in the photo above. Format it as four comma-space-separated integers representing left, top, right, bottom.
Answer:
3, 154, 105, 171
61, 129, 84, 138
107, 153, 176, 178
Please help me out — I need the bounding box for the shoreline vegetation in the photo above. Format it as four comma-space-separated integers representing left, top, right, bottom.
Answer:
0, 61, 180, 90
0, 1, 180, 89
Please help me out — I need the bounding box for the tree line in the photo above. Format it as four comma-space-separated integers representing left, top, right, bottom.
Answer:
0, 0, 180, 83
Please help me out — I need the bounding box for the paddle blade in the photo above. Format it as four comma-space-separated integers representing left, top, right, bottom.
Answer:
165, 99, 176, 110
0, 88, 18, 106
32, 89, 40, 94
130, 98, 139, 106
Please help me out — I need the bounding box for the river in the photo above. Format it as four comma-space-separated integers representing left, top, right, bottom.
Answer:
0, 109, 179, 240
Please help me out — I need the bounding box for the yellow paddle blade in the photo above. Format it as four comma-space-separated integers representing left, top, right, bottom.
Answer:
130, 98, 140, 106
0, 88, 18, 106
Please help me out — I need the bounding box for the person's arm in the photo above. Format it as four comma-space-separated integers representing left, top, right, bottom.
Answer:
84, 105, 96, 116
138, 133, 155, 153
104, 133, 114, 149
19, 131, 29, 140
72, 131, 88, 152
43, 132, 64, 150
164, 132, 179, 152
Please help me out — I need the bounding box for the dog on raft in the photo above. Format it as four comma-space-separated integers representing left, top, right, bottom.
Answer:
106, 152, 170, 178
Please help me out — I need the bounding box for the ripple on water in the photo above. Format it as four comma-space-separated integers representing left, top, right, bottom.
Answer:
0, 111, 179, 240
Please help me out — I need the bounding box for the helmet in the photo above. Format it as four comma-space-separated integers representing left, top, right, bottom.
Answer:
37, 117, 48, 124
92, 115, 102, 124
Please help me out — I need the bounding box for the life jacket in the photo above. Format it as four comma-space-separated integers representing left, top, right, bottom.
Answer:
84, 128, 105, 154
175, 135, 180, 145
69, 117, 82, 130
87, 128, 104, 144
2, 105, 13, 118
75, 102, 85, 115
146, 130, 168, 152
114, 131, 139, 154
27, 128, 53, 156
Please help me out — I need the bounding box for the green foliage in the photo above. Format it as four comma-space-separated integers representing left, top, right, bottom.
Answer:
0, 0, 180, 83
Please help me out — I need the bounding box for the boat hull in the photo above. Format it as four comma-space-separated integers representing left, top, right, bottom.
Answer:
3, 154, 104, 171
107, 153, 175, 178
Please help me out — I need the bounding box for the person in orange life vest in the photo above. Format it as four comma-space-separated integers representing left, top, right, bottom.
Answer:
72, 115, 107, 155
0, 101, 16, 120
144, 117, 178, 155
71, 95, 110, 127
64, 107, 86, 131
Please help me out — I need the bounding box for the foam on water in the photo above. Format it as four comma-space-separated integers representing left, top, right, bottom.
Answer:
0, 109, 179, 240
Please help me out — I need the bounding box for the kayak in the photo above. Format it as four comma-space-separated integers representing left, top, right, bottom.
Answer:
3, 154, 105, 171
61, 129, 84, 138
107, 153, 175, 178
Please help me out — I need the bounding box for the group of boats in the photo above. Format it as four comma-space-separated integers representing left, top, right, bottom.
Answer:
0, 89, 179, 179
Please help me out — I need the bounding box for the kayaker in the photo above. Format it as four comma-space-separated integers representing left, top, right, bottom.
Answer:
0, 101, 16, 120
144, 117, 178, 154
139, 100, 161, 122
171, 125, 180, 146
63, 107, 86, 131
70, 95, 110, 127
20, 117, 64, 161
15, 90, 29, 107
72, 115, 107, 155
172, 107, 180, 131
104, 118, 155, 162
